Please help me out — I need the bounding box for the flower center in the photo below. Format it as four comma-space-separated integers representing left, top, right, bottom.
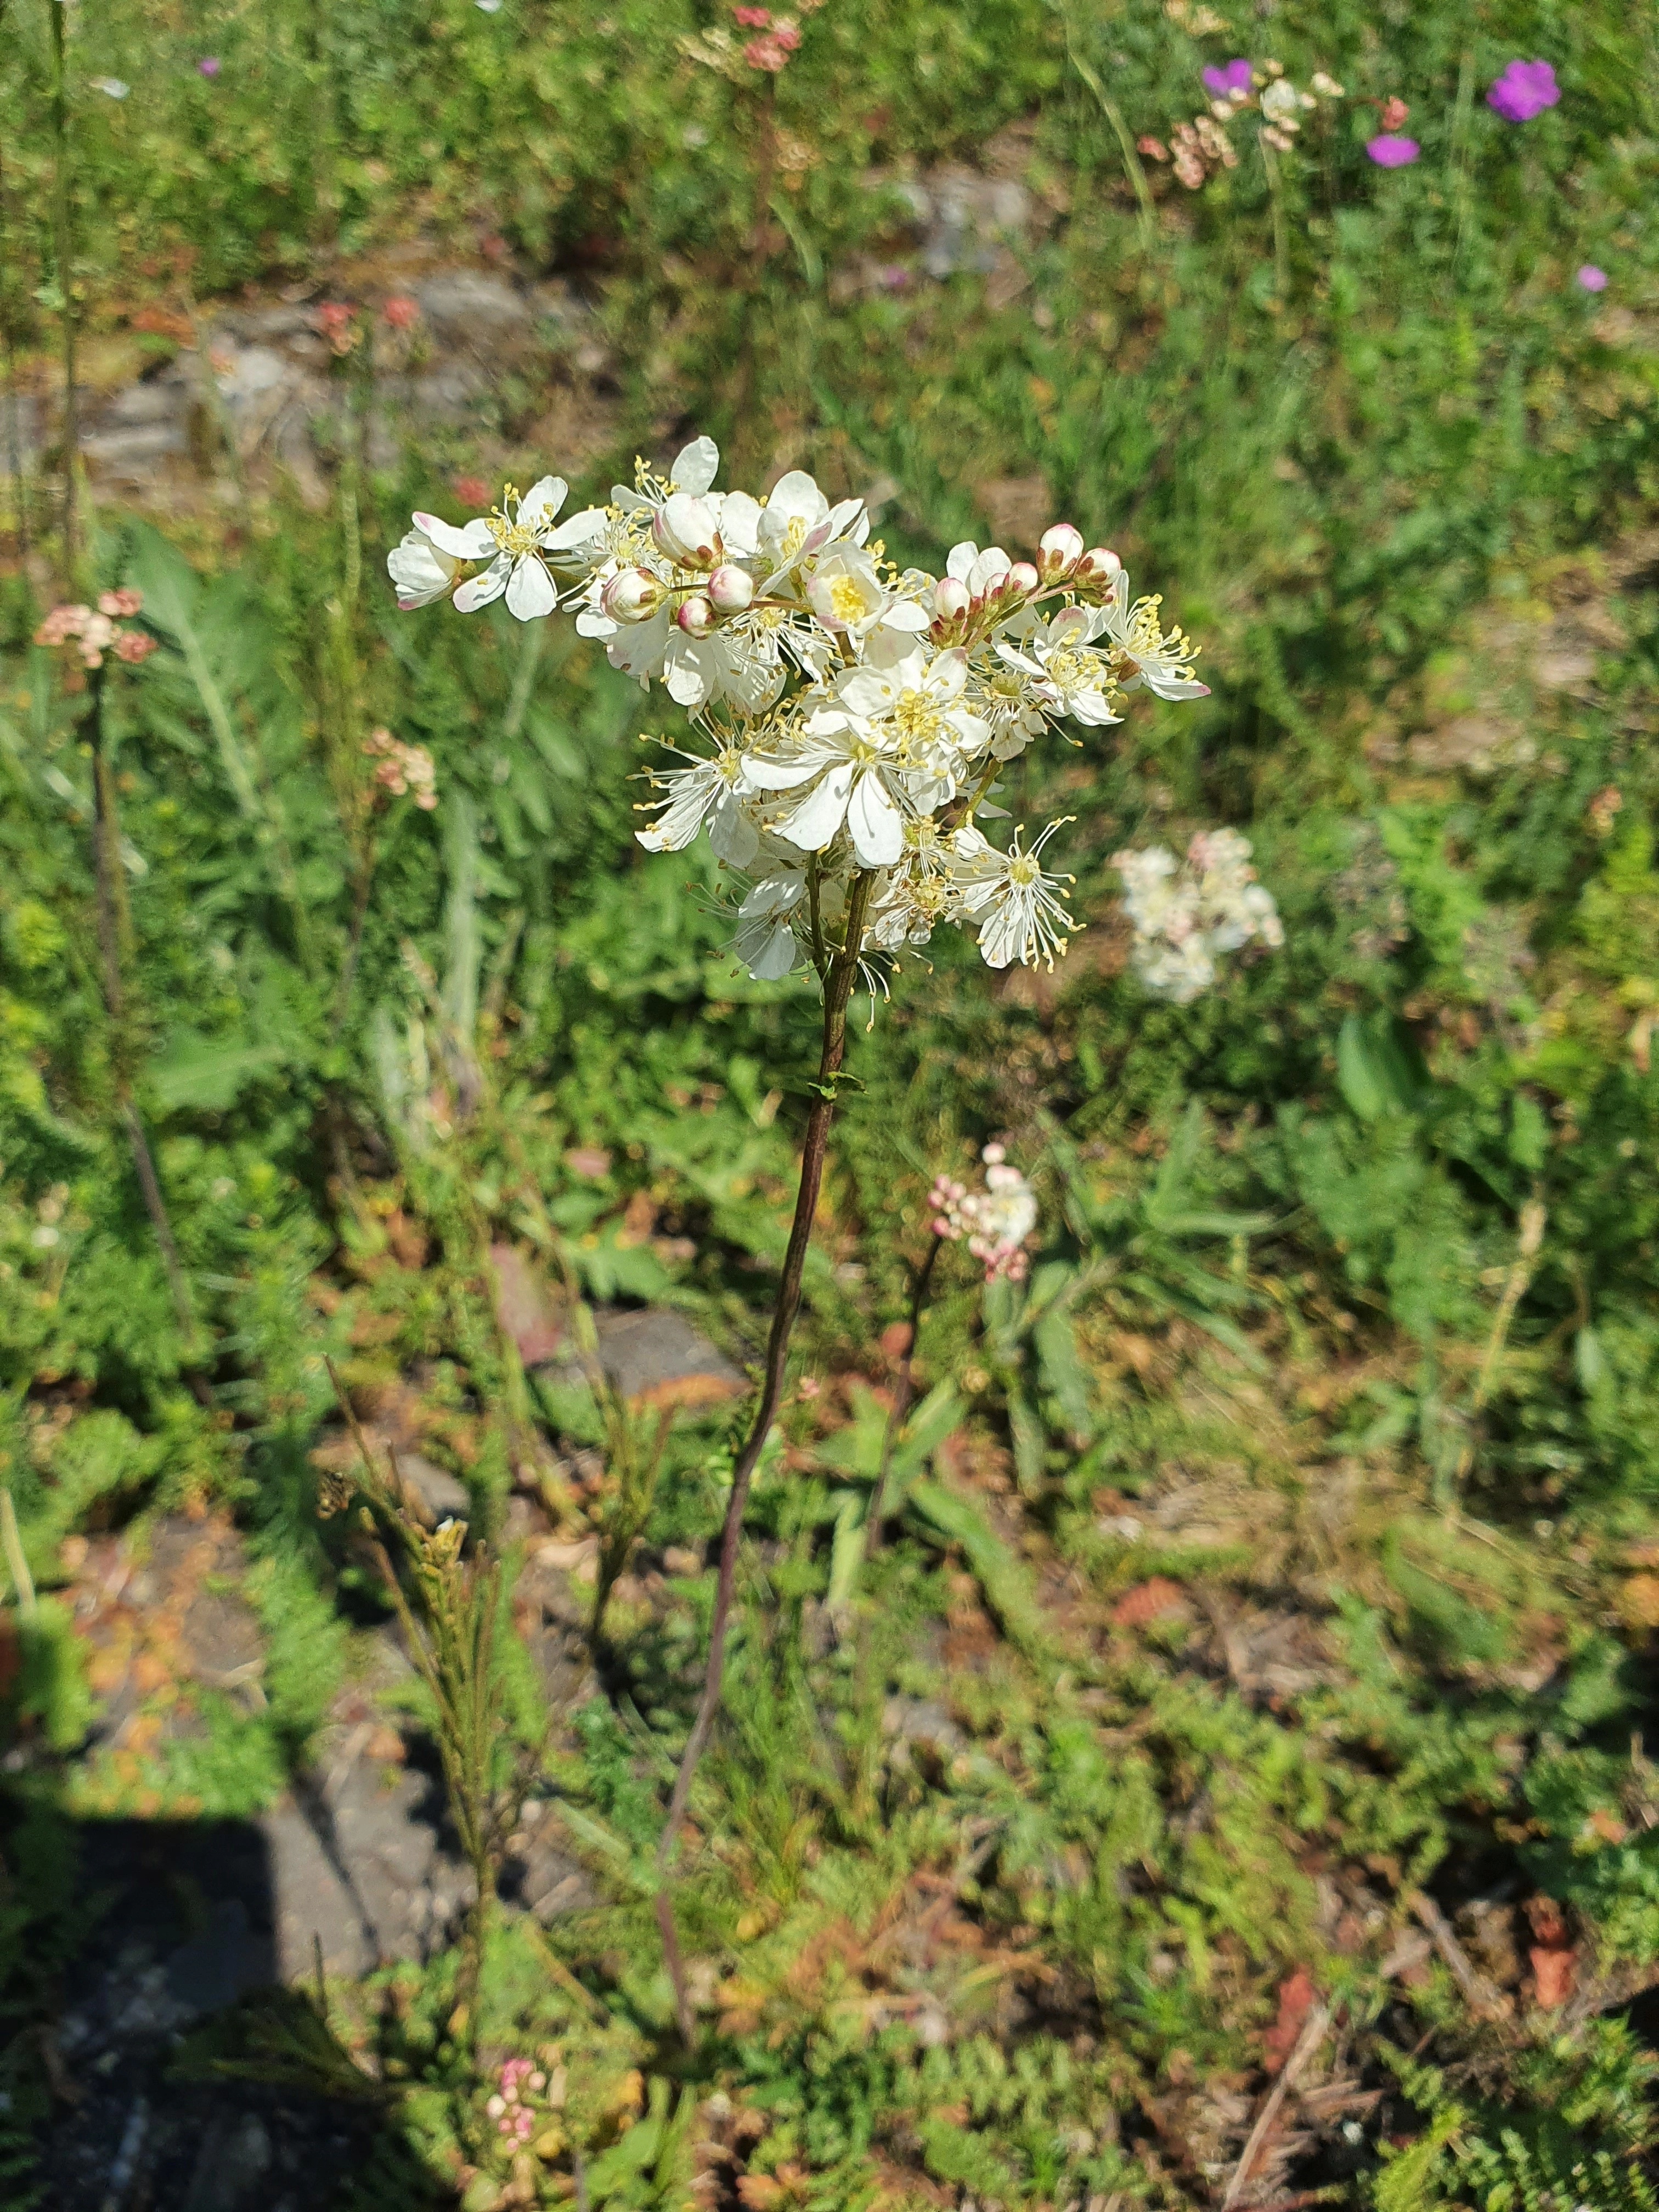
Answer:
487, 487, 541, 559
827, 575, 867, 622
1008, 855, 1040, 887
1045, 647, 1094, 689
893, 687, 945, 747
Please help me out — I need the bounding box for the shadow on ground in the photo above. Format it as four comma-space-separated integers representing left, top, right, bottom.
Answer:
2, 1799, 450, 2211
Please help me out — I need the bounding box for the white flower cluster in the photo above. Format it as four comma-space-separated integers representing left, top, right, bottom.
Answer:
930, 1144, 1037, 1282
388, 436, 1210, 983
1113, 829, 1284, 1003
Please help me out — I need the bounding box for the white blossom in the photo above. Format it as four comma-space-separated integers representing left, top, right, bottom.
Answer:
952, 820, 1075, 970
931, 1144, 1037, 1280
392, 428, 1273, 993
1114, 828, 1282, 1001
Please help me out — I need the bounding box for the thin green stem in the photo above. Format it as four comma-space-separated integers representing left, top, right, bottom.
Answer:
1059, 7, 1157, 253
87, 669, 196, 1346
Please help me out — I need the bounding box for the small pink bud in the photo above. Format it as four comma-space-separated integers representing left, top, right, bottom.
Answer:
1005, 561, 1040, 596
675, 594, 715, 635
601, 567, 665, 622
1075, 545, 1122, 589
707, 563, 754, 612
1039, 523, 1084, 578
933, 577, 971, 621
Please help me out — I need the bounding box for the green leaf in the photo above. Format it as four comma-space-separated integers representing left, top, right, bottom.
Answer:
148, 1032, 287, 1114
1336, 1011, 1425, 1122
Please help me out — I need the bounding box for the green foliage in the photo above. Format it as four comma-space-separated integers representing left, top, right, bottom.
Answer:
4, 0, 1659, 2200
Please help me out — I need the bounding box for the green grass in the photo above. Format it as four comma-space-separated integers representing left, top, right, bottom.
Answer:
4, 0, 1659, 2203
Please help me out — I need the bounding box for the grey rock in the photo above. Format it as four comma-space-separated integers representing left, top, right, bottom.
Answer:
215, 345, 291, 406
415, 269, 532, 351
82, 422, 189, 473
397, 1449, 471, 1522
101, 377, 192, 426
409, 363, 492, 424
591, 1306, 744, 1404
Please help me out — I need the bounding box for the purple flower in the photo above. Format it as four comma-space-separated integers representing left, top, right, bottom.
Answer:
1201, 58, 1253, 98
1576, 264, 1609, 292
196, 55, 221, 77
1487, 59, 1558, 122
1365, 134, 1419, 168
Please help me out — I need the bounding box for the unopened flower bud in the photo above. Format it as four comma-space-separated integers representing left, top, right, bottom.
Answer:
675, 594, 715, 636
1005, 561, 1040, 597
1039, 523, 1084, 578
652, 493, 721, 569
1075, 545, 1122, 589
707, 563, 754, 612
601, 567, 666, 622
933, 577, 971, 622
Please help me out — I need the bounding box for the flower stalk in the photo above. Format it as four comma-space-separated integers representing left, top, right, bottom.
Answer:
47, 0, 80, 582
652, 866, 874, 2040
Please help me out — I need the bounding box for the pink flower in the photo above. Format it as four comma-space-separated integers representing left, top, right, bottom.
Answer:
452, 473, 490, 507
1137, 134, 1170, 161
1576, 263, 1609, 292
1378, 97, 1409, 129
743, 34, 789, 70
732, 4, 770, 20
315, 301, 359, 356
1365, 134, 1419, 167
196, 55, 220, 77
1487, 59, 1558, 122
772, 21, 799, 47
382, 294, 419, 330
113, 630, 157, 663
98, 588, 143, 617
1201, 58, 1252, 98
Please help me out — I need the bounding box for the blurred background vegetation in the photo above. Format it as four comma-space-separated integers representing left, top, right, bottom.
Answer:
4, 0, 1659, 2205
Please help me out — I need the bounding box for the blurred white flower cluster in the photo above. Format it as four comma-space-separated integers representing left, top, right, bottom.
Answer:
1113, 829, 1283, 1002
390, 436, 1214, 984
929, 1144, 1037, 1282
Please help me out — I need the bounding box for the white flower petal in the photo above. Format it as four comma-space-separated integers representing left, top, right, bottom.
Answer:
774, 763, 854, 851
977, 900, 1024, 969
505, 555, 557, 620
672, 436, 720, 495
743, 749, 832, 791
847, 770, 904, 867
414, 511, 495, 560
519, 476, 568, 533
544, 505, 608, 552
878, 600, 930, 634
716, 492, 763, 557
736, 915, 799, 981
709, 789, 760, 866
453, 558, 510, 612
387, 534, 456, 607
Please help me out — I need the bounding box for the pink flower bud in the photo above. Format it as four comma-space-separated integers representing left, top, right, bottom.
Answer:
707, 563, 754, 612
1075, 545, 1122, 588
652, 492, 721, 568
933, 577, 971, 621
601, 567, 665, 622
1005, 561, 1040, 596
675, 594, 715, 635
1038, 523, 1083, 578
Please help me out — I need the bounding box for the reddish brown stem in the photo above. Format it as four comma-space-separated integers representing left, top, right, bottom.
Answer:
653, 871, 874, 2040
